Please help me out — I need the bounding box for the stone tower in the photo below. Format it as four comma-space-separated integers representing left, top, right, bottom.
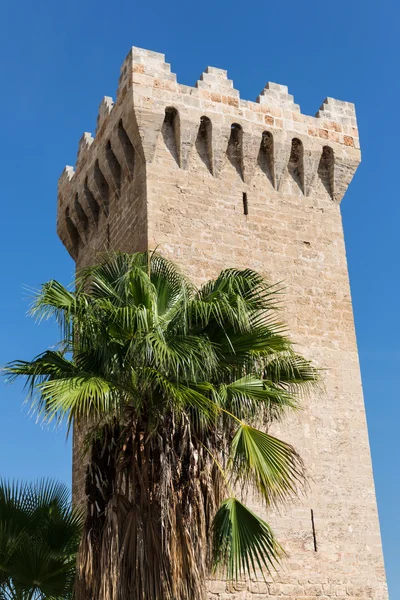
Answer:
57, 47, 388, 599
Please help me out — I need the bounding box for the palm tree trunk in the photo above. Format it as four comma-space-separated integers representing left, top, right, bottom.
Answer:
75, 417, 223, 600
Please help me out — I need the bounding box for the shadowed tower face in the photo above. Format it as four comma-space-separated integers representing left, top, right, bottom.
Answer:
57, 47, 388, 600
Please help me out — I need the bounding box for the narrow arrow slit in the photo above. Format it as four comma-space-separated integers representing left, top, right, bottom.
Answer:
243, 192, 248, 215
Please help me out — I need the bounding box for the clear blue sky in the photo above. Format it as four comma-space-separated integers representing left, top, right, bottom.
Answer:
0, 0, 398, 595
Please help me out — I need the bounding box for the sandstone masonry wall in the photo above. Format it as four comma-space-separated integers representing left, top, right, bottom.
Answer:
58, 46, 388, 600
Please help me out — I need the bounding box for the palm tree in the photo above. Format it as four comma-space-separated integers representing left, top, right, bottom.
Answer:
5, 252, 318, 600
0, 479, 82, 600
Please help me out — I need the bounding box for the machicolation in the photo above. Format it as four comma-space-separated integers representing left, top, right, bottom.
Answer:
58, 47, 360, 262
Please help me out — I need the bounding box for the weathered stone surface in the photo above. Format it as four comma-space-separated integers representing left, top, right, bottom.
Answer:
57, 46, 388, 600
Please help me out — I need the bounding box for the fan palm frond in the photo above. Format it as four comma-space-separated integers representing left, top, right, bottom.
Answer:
212, 497, 282, 581
230, 424, 304, 505
0, 479, 82, 600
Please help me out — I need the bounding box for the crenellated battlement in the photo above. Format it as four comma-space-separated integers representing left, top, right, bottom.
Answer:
58, 45, 361, 260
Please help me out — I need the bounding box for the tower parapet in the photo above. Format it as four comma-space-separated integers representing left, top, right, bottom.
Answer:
58, 47, 360, 261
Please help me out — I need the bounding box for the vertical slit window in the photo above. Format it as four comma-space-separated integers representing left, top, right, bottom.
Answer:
243, 192, 248, 215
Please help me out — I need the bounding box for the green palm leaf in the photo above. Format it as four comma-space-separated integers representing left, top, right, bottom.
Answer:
265, 353, 319, 390
139, 367, 218, 425
29, 279, 84, 343
218, 375, 297, 420
36, 374, 121, 425
212, 497, 282, 580
230, 424, 304, 505
0, 479, 82, 600
6, 541, 75, 599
